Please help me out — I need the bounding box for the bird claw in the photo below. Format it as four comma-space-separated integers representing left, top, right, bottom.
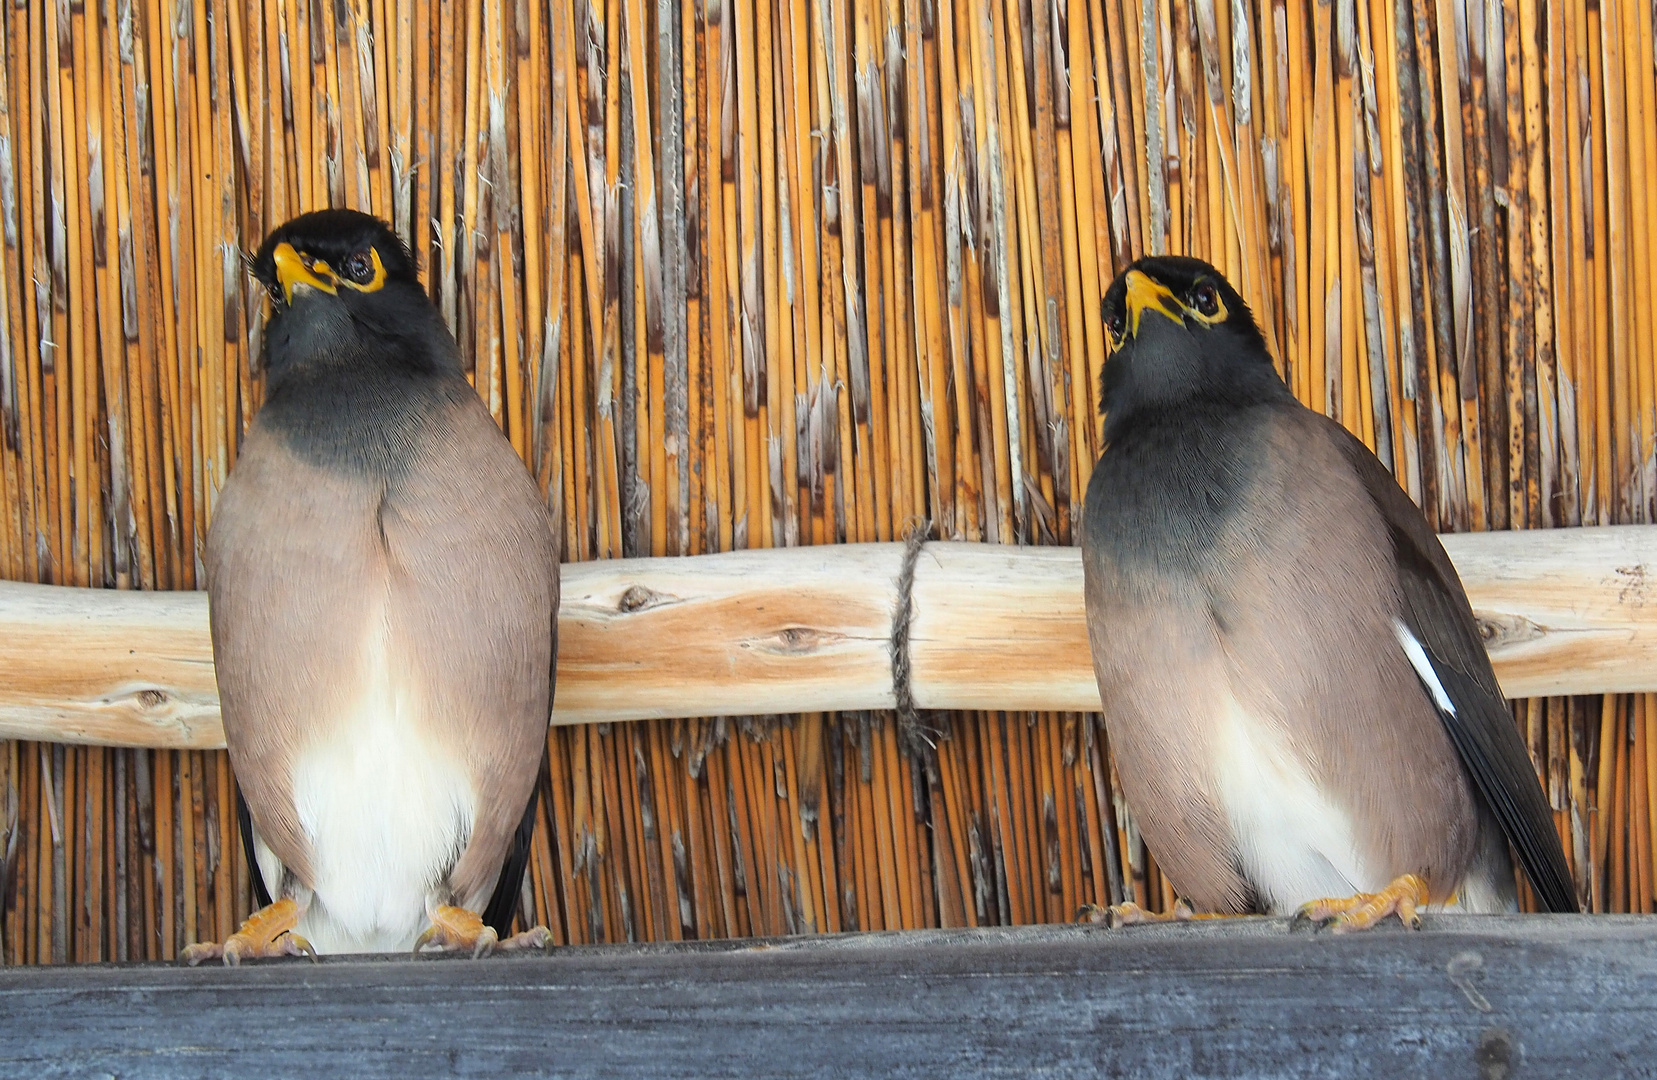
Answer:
414, 905, 554, 958
1076, 899, 1197, 928
181, 898, 317, 966
1291, 873, 1429, 933
496, 925, 554, 952
472, 927, 499, 959
413, 908, 495, 957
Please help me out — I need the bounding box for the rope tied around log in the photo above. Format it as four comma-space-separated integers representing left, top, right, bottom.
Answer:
891, 519, 940, 755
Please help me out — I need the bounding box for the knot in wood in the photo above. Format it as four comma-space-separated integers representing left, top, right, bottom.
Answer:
136, 688, 169, 709
776, 626, 819, 652
617, 584, 659, 613
1475, 612, 1545, 649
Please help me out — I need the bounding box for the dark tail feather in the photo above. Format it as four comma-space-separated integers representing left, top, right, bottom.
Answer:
236, 784, 275, 910
481, 747, 549, 936
1433, 665, 1579, 913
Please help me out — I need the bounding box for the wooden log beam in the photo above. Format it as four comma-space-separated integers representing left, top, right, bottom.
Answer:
1, 525, 1654, 750
1, 917, 1653, 1078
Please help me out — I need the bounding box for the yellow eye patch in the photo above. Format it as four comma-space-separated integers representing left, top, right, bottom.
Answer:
269, 243, 387, 303
1183, 282, 1229, 324
1108, 272, 1230, 348
338, 248, 388, 293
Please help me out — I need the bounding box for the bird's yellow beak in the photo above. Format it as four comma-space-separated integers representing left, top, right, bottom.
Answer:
271, 242, 338, 303
1123, 269, 1184, 338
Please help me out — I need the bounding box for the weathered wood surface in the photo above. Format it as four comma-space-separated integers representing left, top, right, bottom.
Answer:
1, 525, 1654, 749
0, 917, 1653, 1078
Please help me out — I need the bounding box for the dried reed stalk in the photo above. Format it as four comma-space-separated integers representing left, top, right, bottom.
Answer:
0, 0, 1655, 963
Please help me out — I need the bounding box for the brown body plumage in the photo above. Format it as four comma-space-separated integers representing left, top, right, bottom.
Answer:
1082, 256, 1575, 919
198, 210, 557, 957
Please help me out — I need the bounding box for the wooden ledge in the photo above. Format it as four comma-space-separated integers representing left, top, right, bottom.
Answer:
1, 525, 1655, 749
1, 916, 1653, 1077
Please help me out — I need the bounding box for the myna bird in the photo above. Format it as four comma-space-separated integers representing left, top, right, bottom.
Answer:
183, 210, 558, 962
1079, 256, 1577, 929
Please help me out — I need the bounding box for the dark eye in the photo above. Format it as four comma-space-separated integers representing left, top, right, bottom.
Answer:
342, 250, 375, 284
1191, 282, 1221, 317
1103, 306, 1125, 343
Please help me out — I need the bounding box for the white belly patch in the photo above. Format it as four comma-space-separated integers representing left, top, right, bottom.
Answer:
289, 613, 475, 953
1210, 695, 1380, 913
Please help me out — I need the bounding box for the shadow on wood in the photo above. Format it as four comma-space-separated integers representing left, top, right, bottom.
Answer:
2, 916, 1653, 1078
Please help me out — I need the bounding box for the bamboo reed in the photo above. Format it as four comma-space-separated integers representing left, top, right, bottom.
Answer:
1, 0, 1655, 963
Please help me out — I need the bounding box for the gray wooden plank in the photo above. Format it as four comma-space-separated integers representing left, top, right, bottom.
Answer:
1, 915, 1653, 1078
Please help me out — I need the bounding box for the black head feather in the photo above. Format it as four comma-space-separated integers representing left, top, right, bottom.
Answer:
250, 209, 419, 301
250, 210, 452, 385
1097, 256, 1287, 442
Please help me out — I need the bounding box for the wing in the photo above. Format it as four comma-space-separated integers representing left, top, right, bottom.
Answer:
1336, 432, 1578, 913
480, 558, 560, 938
206, 424, 391, 888
377, 386, 559, 910
480, 750, 547, 936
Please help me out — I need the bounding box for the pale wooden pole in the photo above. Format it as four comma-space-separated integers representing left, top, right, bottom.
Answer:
2, 526, 1655, 750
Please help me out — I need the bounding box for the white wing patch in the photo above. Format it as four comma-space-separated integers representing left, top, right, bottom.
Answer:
1393, 618, 1456, 716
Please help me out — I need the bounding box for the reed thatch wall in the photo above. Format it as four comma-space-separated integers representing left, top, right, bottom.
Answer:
0, 0, 1652, 963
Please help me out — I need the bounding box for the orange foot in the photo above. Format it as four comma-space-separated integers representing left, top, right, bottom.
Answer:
1077, 899, 1232, 928
1292, 873, 1429, 932
413, 904, 553, 958
181, 898, 317, 966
